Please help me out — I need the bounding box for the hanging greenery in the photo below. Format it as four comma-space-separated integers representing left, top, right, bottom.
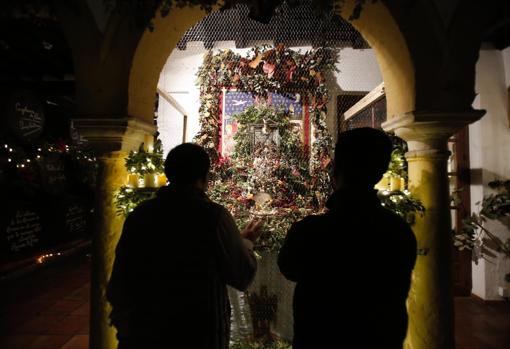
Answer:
192, 44, 425, 253
193, 44, 336, 179
115, 138, 166, 215
124, 139, 165, 175
377, 134, 424, 224
386, 133, 408, 180
378, 190, 425, 225
208, 104, 323, 253
194, 45, 336, 252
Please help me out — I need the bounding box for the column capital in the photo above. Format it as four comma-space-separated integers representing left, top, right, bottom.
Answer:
382, 110, 484, 141
72, 116, 156, 154
382, 110, 485, 155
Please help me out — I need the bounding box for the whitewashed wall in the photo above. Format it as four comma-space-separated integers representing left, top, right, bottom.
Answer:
157, 43, 382, 155
470, 47, 510, 300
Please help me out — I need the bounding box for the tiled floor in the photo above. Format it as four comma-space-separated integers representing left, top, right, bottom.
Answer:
0, 254, 90, 349
455, 296, 510, 349
0, 252, 509, 348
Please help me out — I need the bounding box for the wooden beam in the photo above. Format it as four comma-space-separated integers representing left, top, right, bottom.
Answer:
182, 115, 188, 143
344, 82, 385, 120
157, 86, 188, 117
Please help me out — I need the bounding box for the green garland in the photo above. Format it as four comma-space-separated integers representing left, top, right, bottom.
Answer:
194, 44, 336, 174
115, 138, 165, 215
209, 105, 322, 252
386, 133, 408, 180
193, 45, 425, 252
194, 45, 336, 252
124, 139, 165, 175
113, 45, 424, 255
379, 134, 424, 224
379, 190, 425, 225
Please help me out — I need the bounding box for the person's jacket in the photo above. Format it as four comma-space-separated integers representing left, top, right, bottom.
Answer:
107, 185, 257, 349
278, 188, 417, 349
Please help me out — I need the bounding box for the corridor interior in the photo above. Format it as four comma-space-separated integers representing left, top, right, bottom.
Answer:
0, 252, 509, 349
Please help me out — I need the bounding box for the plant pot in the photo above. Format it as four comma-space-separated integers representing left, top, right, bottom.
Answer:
127, 174, 139, 188
144, 173, 156, 188
390, 177, 402, 192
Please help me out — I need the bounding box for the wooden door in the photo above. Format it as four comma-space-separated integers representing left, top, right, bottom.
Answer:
449, 126, 472, 296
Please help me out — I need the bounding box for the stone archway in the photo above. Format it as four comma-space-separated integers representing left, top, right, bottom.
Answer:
128, 1, 415, 123
124, 0, 421, 348
122, 2, 483, 349
128, 6, 213, 122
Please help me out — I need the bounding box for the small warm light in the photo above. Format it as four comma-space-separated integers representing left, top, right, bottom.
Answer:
26, 159, 30, 163
36, 252, 62, 264
20, 164, 25, 168
7, 158, 11, 162
36, 155, 41, 159
37, 148, 42, 151
4, 144, 8, 148
9, 148, 13, 152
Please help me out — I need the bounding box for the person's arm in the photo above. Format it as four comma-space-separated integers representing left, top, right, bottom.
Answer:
278, 219, 307, 282
215, 207, 261, 291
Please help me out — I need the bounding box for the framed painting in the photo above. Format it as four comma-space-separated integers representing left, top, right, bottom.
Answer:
220, 90, 308, 157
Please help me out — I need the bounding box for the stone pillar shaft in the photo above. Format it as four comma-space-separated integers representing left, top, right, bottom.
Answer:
383, 110, 483, 349
406, 145, 453, 349
90, 152, 128, 349
74, 117, 156, 349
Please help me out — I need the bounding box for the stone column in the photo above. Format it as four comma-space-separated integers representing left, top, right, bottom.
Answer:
382, 111, 483, 349
73, 117, 156, 349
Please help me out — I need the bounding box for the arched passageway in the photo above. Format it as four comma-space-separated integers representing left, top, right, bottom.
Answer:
80, 1, 487, 348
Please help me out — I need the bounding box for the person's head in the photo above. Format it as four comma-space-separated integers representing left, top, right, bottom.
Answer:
333, 127, 393, 190
164, 143, 210, 190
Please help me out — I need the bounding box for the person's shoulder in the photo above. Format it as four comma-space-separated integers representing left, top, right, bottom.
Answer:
378, 207, 416, 242
203, 199, 225, 213
196, 199, 230, 221
291, 212, 329, 231
125, 197, 159, 220
379, 206, 411, 228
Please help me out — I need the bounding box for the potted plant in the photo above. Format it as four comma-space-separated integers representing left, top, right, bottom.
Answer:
454, 180, 510, 285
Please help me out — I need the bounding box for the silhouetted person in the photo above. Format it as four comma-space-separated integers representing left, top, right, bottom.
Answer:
278, 128, 417, 349
107, 143, 262, 349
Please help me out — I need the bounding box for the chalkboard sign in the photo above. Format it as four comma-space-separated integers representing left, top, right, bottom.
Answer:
4, 91, 45, 142
5, 209, 42, 253
41, 153, 67, 194
64, 204, 88, 236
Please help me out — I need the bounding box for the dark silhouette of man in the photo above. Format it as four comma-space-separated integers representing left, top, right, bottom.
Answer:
107, 143, 262, 349
278, 128, 417, 349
